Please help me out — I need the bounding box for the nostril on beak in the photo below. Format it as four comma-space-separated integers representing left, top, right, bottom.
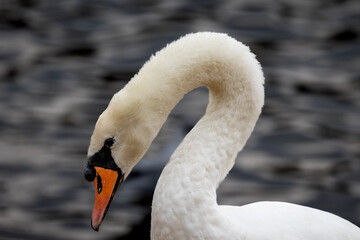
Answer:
84, 166, 96, 182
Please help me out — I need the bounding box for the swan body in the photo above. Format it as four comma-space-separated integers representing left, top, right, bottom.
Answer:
85, 32, 360, 239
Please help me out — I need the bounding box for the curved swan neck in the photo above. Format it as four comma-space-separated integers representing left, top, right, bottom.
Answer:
124, 33, 263, 239
119, 32, 264, 183
123, 32, 264, 143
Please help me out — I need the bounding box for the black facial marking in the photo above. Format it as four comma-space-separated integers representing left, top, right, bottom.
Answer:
87, 144, 119, 170
84, 138, 122, 182
84, 166, 96, 182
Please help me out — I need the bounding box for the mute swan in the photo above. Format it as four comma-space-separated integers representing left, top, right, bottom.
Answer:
84, 32, 360, 239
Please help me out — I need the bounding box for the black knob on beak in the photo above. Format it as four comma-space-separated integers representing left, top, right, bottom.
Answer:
84, 166, 96, 182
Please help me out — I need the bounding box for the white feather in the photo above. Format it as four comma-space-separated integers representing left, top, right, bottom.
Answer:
90, 32, 360, 240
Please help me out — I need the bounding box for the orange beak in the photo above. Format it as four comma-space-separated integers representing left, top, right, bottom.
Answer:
91, 166, 123, 231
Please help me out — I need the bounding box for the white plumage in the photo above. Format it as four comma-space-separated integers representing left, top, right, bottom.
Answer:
88, 32, 360, 239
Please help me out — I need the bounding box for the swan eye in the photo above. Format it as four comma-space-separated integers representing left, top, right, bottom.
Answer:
104, 138, 115, 148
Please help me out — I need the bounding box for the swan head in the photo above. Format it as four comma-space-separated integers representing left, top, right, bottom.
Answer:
84, 90, 155, 231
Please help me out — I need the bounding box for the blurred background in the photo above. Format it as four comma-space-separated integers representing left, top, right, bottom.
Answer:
0, 0, 359, 239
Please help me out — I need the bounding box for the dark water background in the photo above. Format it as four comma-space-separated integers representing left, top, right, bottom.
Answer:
0, 0, 359, 239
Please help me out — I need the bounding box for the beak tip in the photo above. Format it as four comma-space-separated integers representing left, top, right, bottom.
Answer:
91, 222, 100, 232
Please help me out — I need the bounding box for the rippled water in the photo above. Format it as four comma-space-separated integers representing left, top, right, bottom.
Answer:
0, 0, 359, 239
